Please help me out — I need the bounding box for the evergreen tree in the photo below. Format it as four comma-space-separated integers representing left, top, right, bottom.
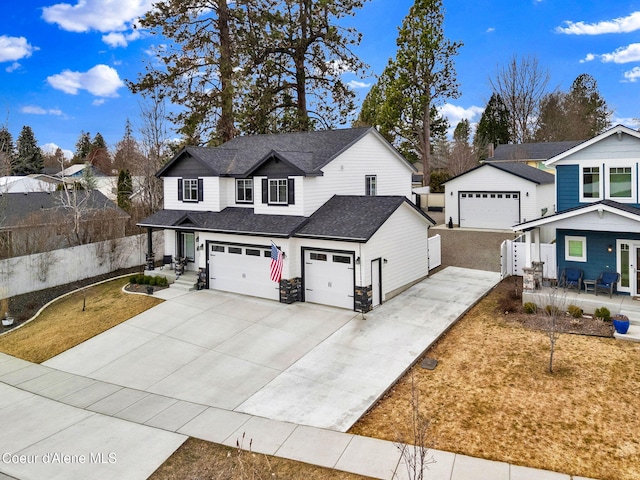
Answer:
73, 131, 92, 164
14, 126, 43, 175
117, 169, 133, 211
0, 127, 16, 176
473, 93, 511, 160
355, 0, 461, 185
88, 132, 111, 174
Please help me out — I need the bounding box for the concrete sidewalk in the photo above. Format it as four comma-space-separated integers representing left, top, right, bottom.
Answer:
0, 354, 596, 480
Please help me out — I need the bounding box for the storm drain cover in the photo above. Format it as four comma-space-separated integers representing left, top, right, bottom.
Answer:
420, 358, 438, 370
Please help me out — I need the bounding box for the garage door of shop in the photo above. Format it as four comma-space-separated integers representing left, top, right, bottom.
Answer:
304, 249, 355, 310
459, 192, 520, 229
208, 243, 279, 300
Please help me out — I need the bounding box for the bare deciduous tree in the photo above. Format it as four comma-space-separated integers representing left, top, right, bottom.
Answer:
490, 55, 550, 143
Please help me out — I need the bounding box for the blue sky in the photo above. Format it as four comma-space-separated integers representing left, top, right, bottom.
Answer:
2, 0, 640, 158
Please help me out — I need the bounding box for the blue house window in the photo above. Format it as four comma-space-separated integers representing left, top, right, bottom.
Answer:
565, 235, 587, 262
582, 167, 600, 199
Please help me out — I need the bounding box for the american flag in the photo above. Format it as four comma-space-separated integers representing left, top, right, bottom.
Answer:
270, 242, 283, 282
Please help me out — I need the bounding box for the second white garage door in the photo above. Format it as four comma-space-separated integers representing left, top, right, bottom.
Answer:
304, 250, 355, 309
459, 192, 520, 229
208, 243, 280, 300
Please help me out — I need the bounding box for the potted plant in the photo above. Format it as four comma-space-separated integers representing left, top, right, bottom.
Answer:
612, 314, 630, 334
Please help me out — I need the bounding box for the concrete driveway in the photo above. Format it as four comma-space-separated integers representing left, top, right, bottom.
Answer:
45, 266, 500, 432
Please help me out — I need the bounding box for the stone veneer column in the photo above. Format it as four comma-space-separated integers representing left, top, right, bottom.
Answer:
279, 278, 302, 304
354, 285, 372, 313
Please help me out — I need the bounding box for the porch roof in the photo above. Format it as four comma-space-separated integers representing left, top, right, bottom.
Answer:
138, 208, 308, 237
513, 200, 640, 232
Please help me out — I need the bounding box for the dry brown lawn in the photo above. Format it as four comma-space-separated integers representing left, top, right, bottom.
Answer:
150, 438, 372, 480
0, 278, 163, 363
349, 279, 640, 480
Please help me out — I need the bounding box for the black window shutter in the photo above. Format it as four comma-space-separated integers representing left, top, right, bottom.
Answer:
197, 178, 204, 202
262, 178, 268, 203
177, 178, 183, 201
288, 178, 295, 205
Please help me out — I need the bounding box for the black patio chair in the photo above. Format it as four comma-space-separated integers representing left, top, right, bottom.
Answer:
595, 271, 620, 298
560, 267, 583, 293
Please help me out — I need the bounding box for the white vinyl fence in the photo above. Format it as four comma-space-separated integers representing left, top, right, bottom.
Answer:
0, 232, 163, 299
500, 237, 556, 280
428, 234, 442, 271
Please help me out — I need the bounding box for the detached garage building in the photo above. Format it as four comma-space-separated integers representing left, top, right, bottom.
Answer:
444, 162, 555, 230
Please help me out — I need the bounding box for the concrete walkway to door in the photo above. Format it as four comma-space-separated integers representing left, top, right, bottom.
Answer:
44, 267, 500, 432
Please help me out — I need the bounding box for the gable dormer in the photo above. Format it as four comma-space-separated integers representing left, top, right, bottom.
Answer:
546, 125, 640, 212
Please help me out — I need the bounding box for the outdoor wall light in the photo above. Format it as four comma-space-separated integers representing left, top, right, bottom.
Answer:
607, 244, 613, 253
355, 256, 361, 265
383, 258, 388, 264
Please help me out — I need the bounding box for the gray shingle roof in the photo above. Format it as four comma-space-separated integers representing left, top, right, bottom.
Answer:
445, 162, 554, 185
138, 208, 308, 237
139, 196, 434, 241
491, 141, 581, 161
0, 191, 128, 228
158, 127, 377, 177
487, 162, 555, 184
295, 195, 434, 241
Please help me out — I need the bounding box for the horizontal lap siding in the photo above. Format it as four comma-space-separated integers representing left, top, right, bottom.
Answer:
362, 205, 429, 298
304, 133, 413, 216
163, 176, 220, 211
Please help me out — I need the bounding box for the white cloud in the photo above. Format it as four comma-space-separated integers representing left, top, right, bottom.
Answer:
0, 35, 38, 63
6, 62, 20, 73
92, 99, 106, 106
557, 11, 640, 35
42, 142, 73, 160
486, 27, 495, 33
21, 105, 63, 116
102, 30, 142, 48
348, 80, 371, 89
623, 67, 640, 82
42, 0, 152, 33
600, 43, 640, 63
580, 53, 596, 63
47, 64, 124, 97
438, 103, 484, 126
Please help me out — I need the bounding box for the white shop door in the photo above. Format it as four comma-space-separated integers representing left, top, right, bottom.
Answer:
459, 192, 520, 229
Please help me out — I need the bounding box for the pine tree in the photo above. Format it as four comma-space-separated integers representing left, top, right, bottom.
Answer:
117, 169, 133, 211
14, 126, 43, 175
473, 93, 511, 160
0, 127, 16, 176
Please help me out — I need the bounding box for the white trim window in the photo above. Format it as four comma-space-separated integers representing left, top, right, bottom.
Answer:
580, 166, 600, 201
269, 179, 288, 204
365, 175, 377, 196
183, 178, 199, 202
236, 179, 253, 203
565, 235, 587, 262
607, 166, 633, 200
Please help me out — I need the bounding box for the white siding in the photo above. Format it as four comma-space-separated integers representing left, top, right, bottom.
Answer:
163, 176, 220, 211
535, 183, 556, 218
553, 134, 640, 162
253, 176, 305, 216
303, 132, 414, 216
360, 204, 429, 299
445, 166, 542, 226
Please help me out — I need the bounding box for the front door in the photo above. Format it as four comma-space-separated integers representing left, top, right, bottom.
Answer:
617, 240, 637, 295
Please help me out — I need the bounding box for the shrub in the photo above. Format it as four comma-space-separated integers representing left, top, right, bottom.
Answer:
567, 305, 583, 318
595, 307, 611, 321
544, 305, 562, 316
523, 302, 537, 314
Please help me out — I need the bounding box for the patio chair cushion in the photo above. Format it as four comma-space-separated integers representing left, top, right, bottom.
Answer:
564, 268, 582, 283
597, 271, 618, 288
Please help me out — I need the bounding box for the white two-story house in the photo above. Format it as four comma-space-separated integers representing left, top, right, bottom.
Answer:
139, 127, 436, 311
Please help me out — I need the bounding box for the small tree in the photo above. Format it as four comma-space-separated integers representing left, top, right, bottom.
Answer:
117, 169, 133, 211
542, 291, 565, 373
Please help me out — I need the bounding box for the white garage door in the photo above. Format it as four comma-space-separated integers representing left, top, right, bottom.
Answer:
459, 192, 520, 229
304, 250, 354, 309
208, 243, 279, 300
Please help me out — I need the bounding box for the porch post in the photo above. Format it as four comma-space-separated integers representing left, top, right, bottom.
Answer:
146, 227, 155, 270
524, 230, 532, 268
532, 228, 541, 262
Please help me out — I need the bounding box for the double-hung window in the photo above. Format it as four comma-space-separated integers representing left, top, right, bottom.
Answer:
236, 179, 253, 203
182, 178, 199, 202
609, 166, 632, 199
582, 167, 600, 200
269, 179, 288, 204
365, 175, 377, 196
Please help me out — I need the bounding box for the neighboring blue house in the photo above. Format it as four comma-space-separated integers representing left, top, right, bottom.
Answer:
515, 125, 640, 296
